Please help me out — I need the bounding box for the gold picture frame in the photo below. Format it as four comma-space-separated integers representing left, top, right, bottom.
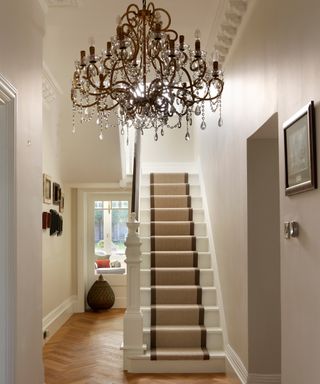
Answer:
43, 174, 52, 204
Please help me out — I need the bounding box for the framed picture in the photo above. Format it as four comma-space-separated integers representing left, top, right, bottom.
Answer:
53, 182, 61, 205
43, 174, 52, 204
59, 193, 65, 213
284, 100, 317, 196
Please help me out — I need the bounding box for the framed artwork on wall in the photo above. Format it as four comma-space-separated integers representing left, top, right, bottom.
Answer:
284, 100, 317, 196
53, 182, 61, 205
43, 174, 52, 204
59, 192, 65, 213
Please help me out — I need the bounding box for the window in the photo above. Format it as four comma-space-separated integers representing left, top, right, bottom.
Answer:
94, 200, 128, 267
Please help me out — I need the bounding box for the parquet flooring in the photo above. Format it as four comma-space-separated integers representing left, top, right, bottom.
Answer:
43, 309, 233, 384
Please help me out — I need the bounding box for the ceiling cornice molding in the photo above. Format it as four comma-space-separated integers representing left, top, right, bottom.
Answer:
42, 63, 63, 104
210, 0, 250, 65
45, 0, 79, 7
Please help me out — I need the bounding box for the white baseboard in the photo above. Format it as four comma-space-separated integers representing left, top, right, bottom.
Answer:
247, 374, 281, 384
226, 344, 281, 384
226, 344, 248, 384
42, 295, 77, 340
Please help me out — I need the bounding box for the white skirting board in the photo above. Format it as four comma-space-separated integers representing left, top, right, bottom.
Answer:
42, 295, 77, 342
226, 344, 281, 384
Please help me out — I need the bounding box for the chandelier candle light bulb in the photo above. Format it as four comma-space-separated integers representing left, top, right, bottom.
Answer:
71, 0, 224, 140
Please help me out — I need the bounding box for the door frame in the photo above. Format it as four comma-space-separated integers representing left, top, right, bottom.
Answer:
0, 73, 17, 384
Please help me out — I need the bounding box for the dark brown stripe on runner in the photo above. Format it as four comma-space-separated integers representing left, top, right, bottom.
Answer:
195, 268, 200, 285
187, 195, 191, 207
193, 252, 198, 267
151, 252, 155, 268
199, 305, 204, 325
192, 236, 196, 251
151, 184, 154, 196
151, 286, 156, 305
151, 268, 156, 285
150, 173, 154, 184
197, 286, 202, 304
189, 208, 193, 221
200, 326, 207, 348
150, 195, 155, 208
151, 208, 155, 221
184, 173, 188, 183
151, 222, 155, 236
150, 326, 157, 350
151, 305, 156, 326
190, 222, 195, 235
186, 183, 190, 195
202, 347, 210, 360
151, 236, 155, 251
150, 348, 157, 360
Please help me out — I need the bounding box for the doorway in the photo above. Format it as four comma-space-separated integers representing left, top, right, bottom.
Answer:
247, 114, 281, 376
0, 75, 16, 384
84, 192, 130, 309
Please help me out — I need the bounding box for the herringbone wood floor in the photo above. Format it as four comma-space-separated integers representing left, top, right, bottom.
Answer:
43, 309, 234, 384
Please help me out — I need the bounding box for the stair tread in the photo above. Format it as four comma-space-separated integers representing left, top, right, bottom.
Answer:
142, 305, 219, 310
145, 326, 223, 332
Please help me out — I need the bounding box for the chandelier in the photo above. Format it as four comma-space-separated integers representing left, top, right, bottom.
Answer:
71, 0, 224, 141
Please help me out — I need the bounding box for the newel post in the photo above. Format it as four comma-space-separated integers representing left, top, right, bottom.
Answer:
123, 212, 144, 369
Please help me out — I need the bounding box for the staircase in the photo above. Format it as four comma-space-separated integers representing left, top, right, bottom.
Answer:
129, 170, 225, 373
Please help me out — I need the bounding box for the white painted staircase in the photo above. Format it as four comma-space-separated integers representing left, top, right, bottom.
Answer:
126, 169, 226, 373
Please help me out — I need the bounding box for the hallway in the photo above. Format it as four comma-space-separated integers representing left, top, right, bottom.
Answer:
43, 310, 232, 384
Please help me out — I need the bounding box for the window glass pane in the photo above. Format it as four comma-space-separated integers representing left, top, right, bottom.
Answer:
112, 201, 120, 209
95, 201, 103, 209
94, 209, 105, 254
112, 209, 128, 253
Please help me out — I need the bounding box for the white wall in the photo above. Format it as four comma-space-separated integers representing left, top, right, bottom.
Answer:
0, 0, 45, 382
42, 76, 77, 337
195, 0, 320, 382
141, 123, 195, 164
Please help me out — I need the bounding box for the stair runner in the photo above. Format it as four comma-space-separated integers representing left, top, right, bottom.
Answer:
150, 172, 209, 361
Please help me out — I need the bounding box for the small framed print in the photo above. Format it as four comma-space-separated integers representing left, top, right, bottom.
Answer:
284, 101, 317, 196
53, 182, 61, 205
59, 193, 65, 213
43, 174, 52, 204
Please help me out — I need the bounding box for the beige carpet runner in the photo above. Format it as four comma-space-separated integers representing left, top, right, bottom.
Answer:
150, 173, 209, 361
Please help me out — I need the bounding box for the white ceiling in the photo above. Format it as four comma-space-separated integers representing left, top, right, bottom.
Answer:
43, 0, 223, 183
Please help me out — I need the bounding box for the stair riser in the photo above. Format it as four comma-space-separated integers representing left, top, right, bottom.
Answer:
141, 252, 211, 269
140, 210, 205, 223
143, 330, 223, 350
141, 185, 201, 198
140, 270, 214, 287
140, 197, 203, 209
141, 237, 209, 253
141, 308, 220, 328
140, 223, 207, 237
140, 288, 217, 306
141, 174, 200, 185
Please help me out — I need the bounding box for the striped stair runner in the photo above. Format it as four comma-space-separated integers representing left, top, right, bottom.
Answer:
150, 172, 210, 361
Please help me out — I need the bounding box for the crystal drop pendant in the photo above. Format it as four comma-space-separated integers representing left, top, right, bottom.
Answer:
72, 126, 76, 134
84, 108, 89, 116
161, 128, 164, 136
154, 132, 159, 141
185, 131, 190, 141
80, 116, 84, 123
99, 131, 104, 140
178, 121, 182, 128
195, 105, 201, 116
121, 127, 125, 135
218, 117, 223, 127
96, 117, 100, 125
200, 121, 207, 130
